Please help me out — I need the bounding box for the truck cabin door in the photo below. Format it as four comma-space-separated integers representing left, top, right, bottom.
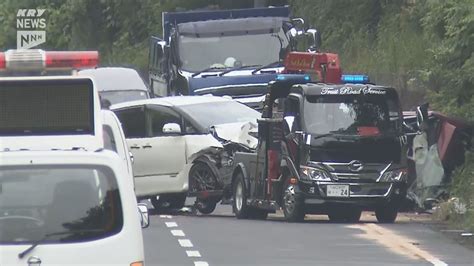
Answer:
149, 36, 168, 96
283, 97, 302, 161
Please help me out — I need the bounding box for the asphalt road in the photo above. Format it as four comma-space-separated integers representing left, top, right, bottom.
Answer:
142, 201, 474, 266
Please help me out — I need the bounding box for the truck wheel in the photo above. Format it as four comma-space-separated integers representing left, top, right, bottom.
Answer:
151, 193, 186, 211
195, 199, 218, 214
282, 179, 305, 222
375, 204, 398, 223
232, 173, 251, 219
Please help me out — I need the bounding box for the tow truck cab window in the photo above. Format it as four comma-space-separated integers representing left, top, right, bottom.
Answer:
284, 97, 301, 132
146, 105, 182, 137
304, 93, 401, 135
115, 107, 146, 138
0, 165, 123, 244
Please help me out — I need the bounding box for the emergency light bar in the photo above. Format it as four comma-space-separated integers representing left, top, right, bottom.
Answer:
0, 49, 99, 71
341, 74, 370, 84
275, 74, 311, 82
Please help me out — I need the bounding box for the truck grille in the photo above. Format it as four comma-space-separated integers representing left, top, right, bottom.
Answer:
322, 162, 389, 182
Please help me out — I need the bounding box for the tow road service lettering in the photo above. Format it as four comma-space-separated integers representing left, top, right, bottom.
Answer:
321, 87, 386, 95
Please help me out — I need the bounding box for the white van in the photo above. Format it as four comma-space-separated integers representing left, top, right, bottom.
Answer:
102, 110, 134, 186
0, 150, 148, 266
0, 75, 149, 265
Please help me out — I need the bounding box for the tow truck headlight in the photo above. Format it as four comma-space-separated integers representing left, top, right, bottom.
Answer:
300, 166, 332, 181
379, 169, 407, 182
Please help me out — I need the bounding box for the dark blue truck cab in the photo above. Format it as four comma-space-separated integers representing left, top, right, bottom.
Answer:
148, 6, 319, 110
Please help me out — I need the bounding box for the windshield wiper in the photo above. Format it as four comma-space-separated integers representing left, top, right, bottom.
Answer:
191, 67, 227, 77
18, 229, 103, 259
311, 133, 335, 141
218, 65, 262, 77
251, 61, 282, 75
311, 129, 349, 141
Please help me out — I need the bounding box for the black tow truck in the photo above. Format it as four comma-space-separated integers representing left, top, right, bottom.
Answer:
231, 75, 409, 222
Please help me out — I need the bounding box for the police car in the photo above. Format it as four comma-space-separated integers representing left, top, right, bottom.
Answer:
0, 75, 148, 265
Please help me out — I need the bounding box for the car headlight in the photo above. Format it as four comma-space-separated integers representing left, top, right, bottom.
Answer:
300, 166, 332, 181
379, 168, 407, 182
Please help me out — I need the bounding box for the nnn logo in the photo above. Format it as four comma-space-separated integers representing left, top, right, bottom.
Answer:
16, 9, 46, 49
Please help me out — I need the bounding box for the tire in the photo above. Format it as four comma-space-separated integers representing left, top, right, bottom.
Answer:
151, 193, 186, 211
232, 173, 251, 219
328, 207, 362, 223
281, 179, 305, 222
189, 162, 219, 193
375, 204, 398, 223
195, 199, 218, 215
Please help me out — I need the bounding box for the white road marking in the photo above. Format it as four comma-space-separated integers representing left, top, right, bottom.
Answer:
165, 222, 178, 228
159, 215, 173, 218
178, 239, 193, 248
161, 220, 208, 264
171, 229, 185, 237
186, 250, 202, 257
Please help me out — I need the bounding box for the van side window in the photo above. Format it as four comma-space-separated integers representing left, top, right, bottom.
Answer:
114, 107, 146, 138
146, 106, 182, 137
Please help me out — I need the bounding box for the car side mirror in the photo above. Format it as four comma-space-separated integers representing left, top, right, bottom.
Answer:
129, 151, 134, 164
137, 203, 150, 229
162, 123, 181, 134
306, 29, 321, 52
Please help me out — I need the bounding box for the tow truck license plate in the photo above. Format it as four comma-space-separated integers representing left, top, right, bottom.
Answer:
327, 185, 350, 197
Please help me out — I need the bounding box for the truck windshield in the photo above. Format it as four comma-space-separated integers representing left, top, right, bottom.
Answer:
178, 30, 288, 72
0, 165, 123, 244
303, 94, 401, 136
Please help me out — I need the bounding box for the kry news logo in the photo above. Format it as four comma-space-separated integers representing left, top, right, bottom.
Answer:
16, 9, 46, 49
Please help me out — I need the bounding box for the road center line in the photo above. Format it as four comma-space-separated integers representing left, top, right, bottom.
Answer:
348, 223, 448, 266
194, 262, 209, 266
165, 222, 178, 228
160, 215, 173, 219
178, 239, 193, 248
171, 229, 185, 237
186, 250, 202, 257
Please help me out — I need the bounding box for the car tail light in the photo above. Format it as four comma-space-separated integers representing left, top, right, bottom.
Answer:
130, 261, 144, 266
45, 51, 99, 69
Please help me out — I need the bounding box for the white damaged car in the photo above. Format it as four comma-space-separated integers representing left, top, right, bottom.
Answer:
111, 96, 260, 213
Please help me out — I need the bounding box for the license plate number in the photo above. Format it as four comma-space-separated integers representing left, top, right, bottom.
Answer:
326, 185, 350, 197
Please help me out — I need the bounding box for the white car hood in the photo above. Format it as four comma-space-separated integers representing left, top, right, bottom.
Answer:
212, 121, 258, 150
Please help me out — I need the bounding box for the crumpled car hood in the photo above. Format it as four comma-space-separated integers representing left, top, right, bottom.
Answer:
211, 121, 258, 150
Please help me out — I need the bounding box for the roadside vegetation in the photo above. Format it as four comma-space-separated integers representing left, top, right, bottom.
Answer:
0, 0, 472, 228
291, 0, 473, 231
